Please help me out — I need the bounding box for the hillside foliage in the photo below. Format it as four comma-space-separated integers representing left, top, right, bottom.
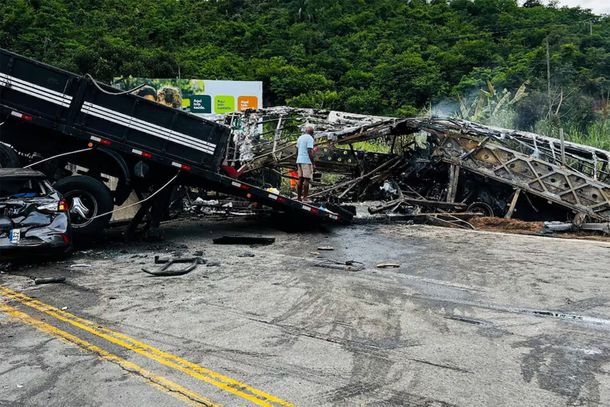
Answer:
1, 0, 609, 141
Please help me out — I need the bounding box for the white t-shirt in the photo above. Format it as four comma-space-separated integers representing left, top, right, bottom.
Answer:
296, 134, 314, 164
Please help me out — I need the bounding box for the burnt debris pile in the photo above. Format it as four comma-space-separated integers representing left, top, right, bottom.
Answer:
215, 107, 610, 232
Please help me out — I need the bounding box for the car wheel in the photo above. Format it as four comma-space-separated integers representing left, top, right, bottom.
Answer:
54, 175, 114, 241
0, 144, 20, 168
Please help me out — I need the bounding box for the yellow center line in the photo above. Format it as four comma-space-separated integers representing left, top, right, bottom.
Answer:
0, 286, 295, 407
0, 302, 218, 407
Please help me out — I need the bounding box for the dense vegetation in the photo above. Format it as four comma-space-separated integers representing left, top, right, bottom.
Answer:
1, 0, 608, 146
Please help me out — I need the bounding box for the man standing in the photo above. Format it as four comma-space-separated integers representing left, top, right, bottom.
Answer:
296, 125, 315, 202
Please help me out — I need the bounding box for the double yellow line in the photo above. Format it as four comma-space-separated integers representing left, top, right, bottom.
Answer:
0, 302, 215, 406
0, 286, 294, 407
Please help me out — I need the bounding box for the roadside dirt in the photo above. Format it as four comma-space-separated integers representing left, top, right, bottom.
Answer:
469, 216, 545, 234
469, 216, 610, 242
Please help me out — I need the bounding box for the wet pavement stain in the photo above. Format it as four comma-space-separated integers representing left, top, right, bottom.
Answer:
514, 334, 609, 406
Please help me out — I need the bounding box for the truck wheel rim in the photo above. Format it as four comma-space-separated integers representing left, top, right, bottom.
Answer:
65, 190, 98, 228
467, 202, 494, 217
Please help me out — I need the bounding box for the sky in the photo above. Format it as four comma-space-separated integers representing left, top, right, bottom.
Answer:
552, 0, 610, 14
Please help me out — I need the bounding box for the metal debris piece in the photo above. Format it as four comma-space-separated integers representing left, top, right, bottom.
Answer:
314, 259, 365, 272
317, 246, 334, 251
213, 236, 276, 245
34, 276, 66, 285
142, 258, 201, 277
376, 263, 400, 269
154, 255, 205, 264
544, 222, 610, 235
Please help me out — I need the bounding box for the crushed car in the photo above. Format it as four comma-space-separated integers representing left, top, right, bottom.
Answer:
0, 168, 72, 258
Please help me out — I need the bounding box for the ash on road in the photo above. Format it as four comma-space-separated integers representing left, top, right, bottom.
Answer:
1, 218, 609, 406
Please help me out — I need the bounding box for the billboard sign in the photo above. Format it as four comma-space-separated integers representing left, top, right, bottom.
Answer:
112, 77, 262, 117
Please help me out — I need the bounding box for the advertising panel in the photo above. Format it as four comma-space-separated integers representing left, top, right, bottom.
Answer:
112, 77, 262, 117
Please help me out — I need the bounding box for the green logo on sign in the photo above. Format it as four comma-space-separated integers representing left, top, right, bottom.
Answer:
214, 95, 235, 114
190, 95, 212, 113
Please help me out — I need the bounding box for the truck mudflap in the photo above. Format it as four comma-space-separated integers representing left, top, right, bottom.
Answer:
201, 173, 353, 224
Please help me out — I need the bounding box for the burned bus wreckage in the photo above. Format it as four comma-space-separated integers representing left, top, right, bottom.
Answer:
217, 107, 610, 232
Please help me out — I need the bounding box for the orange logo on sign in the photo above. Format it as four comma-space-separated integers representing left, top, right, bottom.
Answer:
238, 96, 259, 112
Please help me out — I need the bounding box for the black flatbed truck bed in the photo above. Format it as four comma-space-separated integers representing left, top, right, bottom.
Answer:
0, 48, 350, 238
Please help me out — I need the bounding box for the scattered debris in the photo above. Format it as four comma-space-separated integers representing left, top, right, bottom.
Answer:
154, 255, 204, 264
314, 259, 365, 272
213, 236, 276, 245
143, 260, 200, 277
544, 221, 610, 235
376, 263, 400, 269
143, 256, 206, 276
70, 264, 91, 268
34, 276, 66, 285
238, 252, 255, 258
188, 197, 261, 217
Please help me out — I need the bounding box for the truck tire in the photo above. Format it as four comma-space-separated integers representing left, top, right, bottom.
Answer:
54, 175, 114, 241
0, 144, 20, 168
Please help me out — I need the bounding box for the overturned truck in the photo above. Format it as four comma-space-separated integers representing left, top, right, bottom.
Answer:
222, 107, 610, 225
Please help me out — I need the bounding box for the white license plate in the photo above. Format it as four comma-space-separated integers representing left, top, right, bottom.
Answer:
9, 229, 21, 244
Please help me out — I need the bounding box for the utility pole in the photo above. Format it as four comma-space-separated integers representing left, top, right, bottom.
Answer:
559, 127, 566, 167
590, 20, 593, 36
546, 37, 552, 119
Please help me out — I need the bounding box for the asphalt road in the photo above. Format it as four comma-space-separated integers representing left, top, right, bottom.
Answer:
1, 218, 609, 406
